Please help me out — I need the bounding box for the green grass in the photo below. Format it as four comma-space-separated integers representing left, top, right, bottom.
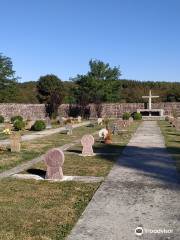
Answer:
25, 121, 139, 177
159, 120, 180, 172
0, 179, 100, 240
0, 124, 101, 173
0, 121, 140, 240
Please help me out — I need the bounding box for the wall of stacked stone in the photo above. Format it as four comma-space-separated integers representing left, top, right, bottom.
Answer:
152, 102, 180, 116
58, 103, 145, 118
0, 102, 180, 121
0, 104, 46, 121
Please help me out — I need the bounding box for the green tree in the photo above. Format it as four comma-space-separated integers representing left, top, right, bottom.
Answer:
0, 53, 20, 102
74, 59, 122, 117
37, 74, 64, 118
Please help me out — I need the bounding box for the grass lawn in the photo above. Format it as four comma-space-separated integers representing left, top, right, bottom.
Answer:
0, 121, 140, 240
26, 121, 139, 177
159, 120, 180, 172
0, 179, 100, 240
0, 124, 101, 173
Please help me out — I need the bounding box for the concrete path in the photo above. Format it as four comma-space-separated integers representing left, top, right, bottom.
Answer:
67, 121, 180, 240
0, 121, 90, 145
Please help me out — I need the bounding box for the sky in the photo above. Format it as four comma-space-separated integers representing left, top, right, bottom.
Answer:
1, 0, 180, 82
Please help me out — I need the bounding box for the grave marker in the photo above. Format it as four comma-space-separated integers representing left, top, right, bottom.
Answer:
10, 133, 21, 152
81, 134, 95, 156
44, 148, 64, 180
97, 118, 103, 125
65, 123, 73, 135
77, 116, 82, 123
26, 120, 35, 130
45, 117, 52, 129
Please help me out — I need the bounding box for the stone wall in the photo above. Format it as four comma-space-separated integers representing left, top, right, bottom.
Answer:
152, 102, 180, 116
0, 104, 46, 121
58, 102, 180, 117
0, 102, 180, 121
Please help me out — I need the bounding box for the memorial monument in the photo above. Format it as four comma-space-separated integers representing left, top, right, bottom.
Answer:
137, 90, 165, 120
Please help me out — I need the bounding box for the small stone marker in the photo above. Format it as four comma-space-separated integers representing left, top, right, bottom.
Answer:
129, 117, 134, 123
81, 134, 95, 156
44, 148, 64, 180
97, 118, 103, 125
77, 116, 82, 123
66, 123, 73, 135
111, 124, 118, 135
46, 117, 52, 129
26, 120, 35, 130
10, 132, 21, 152
58, 116, 64, 125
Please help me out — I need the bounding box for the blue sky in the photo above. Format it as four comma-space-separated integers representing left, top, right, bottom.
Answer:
1, 0, 180, 82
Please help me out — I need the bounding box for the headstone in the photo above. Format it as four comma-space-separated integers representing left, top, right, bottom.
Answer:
129, 117, 134, 123
58, 116, 64, 125
111, 124, 118, 135
81, 134, 95, 156
65, 123, 73, 135
26, 120, 35, 130
44, 148, 64, 180
10, 133, 21, 152
77, 116, 82, 123
97, 118, 103, 125
45, 117, 52, 129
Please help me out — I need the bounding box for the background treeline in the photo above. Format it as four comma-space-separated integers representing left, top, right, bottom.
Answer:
8, 79, 180, 104
0, 53, 180, 105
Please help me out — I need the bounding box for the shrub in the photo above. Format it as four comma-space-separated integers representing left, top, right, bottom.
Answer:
13, 120, 25, 131
133, 112, 142, 120
0, 116, 4, 123
32, 120, 46, 131
11, 115, 23, 123
122, 112, 131, 120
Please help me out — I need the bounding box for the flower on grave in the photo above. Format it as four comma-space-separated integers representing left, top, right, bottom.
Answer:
3, 128, 11, 135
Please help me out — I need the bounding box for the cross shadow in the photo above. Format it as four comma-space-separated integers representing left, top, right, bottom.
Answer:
95, 143, 180, 187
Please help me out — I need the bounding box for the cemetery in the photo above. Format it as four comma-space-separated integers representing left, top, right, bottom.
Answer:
0, 73, 180, 240
0, 100, 179, 239
0, 114, 140, 240
1, 1, 180, 239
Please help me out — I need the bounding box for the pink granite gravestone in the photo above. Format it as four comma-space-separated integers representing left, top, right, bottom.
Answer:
81, 134, 95, 156
44, 148, 64, 180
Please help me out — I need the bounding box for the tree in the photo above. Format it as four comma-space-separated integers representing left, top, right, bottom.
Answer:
73, 59, 122, 117
0, 53, 20, 102
37, 74, 64, 118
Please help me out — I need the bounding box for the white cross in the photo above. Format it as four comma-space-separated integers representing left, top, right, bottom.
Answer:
142, 90, 159, 110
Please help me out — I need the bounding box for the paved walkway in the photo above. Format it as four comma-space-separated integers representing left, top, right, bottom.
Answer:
67, 121, 180, 240
0, 121, 90, 145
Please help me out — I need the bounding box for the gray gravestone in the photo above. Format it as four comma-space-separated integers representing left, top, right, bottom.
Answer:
65, 124, 73, 135
46, 117, 52, 129
44, 148, 64, 180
